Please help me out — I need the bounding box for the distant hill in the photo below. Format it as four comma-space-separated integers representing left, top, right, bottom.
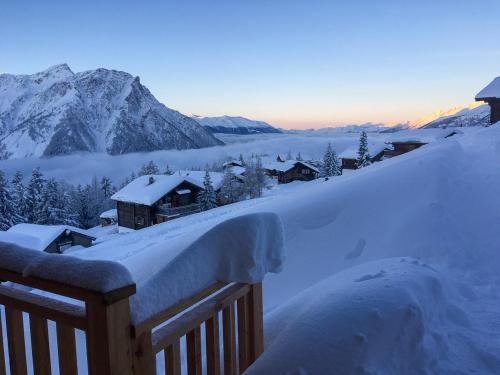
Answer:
193, 115, 282, 135
0, 64, 222, 159
410, 102, 490, 129
288, 123, 408, 136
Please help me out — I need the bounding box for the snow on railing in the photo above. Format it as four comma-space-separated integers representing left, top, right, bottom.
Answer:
0, 220, 273, 374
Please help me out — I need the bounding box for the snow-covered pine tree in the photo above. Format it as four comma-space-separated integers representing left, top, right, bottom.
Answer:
286, 150, 293, 160
163, 164, 173, 175
356, 131, 371, 168
321, 143, 334, 177
0, 170, 22, 230
138, 161, 160, 176
243, 156, 267, 199
218, 168, 241, 204
40, 178, 60, 224
238, 153, 246, 166
11, 170, 26, 223
23, 167, 45, 223
331, 148, 342, 176
100, 176, 114, 198
75, 185, 94, 229
296, 152, 303, 161
197, 170, 217, 211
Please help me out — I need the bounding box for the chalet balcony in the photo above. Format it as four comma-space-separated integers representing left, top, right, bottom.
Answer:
156, 203, 201, 221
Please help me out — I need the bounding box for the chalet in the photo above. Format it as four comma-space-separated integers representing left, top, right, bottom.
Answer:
476, 76, 500, 125
276, 154, 286, 162
111, 175, 207, 230
99, 209, 117, 227
222, 160, 244, 169
264, 160, 319, 184
339, 143, 389, 171
384, 128, 461, 158
0, 224, 95, 253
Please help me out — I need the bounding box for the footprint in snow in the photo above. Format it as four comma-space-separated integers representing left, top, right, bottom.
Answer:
354, 270, 386, 282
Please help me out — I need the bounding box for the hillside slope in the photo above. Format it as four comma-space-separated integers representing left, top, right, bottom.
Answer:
411, 102, 489, 129
0, 64, 222, 159
70, 124, 500, 373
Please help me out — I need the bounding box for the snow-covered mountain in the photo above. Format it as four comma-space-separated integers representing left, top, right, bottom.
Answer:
288, 123, 408, 136
0, 64, 222, 159
193, 115, 282, 134
410, 102, 489, 129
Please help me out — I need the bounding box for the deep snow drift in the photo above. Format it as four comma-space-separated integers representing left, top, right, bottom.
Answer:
65, 124, 500, 373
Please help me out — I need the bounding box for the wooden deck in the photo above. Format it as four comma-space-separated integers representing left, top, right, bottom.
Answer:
0, 266, 264, 374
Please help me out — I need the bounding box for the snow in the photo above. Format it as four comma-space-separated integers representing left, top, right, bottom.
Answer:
0, 223, 94, 252
176, 189, 191, 195
227, 165, 246, 176
0, 241, 133, 293
193, 115, 279, 132
385, 128, 461, 144
338, 142, 388, 159
476, 76, 500, 99
111, 174, 204, 206
99, 208, 117, 219
263, 160, 296, 172
176, 170, 225, 190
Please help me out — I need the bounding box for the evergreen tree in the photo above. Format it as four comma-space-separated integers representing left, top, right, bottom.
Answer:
286, 150, 293, 160
0, 170, 22, 230
331, 149, 342, 176
138, 161, 160, 176
321, 143, 337, 177
356, 131, 371, 168
23, 167, 45, 223
296, 152, 303, 161
11, 171, 26, 223
163, 164, 173, 175
197, 170, 217, 211
243, 156, 267, 198
100, 176, 114, 198
218, 168, 242, 205
238, 153, 246, 166
75, 185, 94, 229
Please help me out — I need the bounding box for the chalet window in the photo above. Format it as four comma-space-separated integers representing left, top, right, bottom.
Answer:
302, 169, 310, 174
135, 216, 145, 226
57, 240, 73, 253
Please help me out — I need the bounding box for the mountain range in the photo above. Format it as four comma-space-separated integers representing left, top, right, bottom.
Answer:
193, 115, 282, 134
0, 64, 222, 160
410, 102, 489, 129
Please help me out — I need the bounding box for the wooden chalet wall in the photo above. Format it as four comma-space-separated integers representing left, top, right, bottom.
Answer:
490, 100, 500, 124
278, 164, 317, 184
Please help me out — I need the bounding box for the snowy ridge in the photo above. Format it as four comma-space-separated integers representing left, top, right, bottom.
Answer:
0, 64, 222, 159
193, 115, 282, 134
410, 102, 489, 129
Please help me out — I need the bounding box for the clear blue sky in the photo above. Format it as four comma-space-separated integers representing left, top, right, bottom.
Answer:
1, 0, 499, 129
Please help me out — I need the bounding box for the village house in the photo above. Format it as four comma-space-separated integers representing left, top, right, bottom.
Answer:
476, 76, 500, 125
111, 175, 207, 230
264, 160, 319, 184
0, 223, 95, 253
112, 171, 227, 230
99, 208, 117, 227
383, 128, 461, 158
339, 143, 389, 171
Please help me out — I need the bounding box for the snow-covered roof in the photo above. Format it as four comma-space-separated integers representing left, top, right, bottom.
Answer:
223, 160, 243, 168
385, 128, 461, 144
0, 224, 94, 252
111, 175, 204, 206
476, 77, 500, 100
296, 161, 320, 173
228, 165, 246, 176
100, 209, 117, 219
264, 160, 296, 172
176, 170, 225, 190
339, 143, 389, 160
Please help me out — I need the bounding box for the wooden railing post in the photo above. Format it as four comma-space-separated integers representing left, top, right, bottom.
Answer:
85, 286, 136, 375
247, 283, 264, 363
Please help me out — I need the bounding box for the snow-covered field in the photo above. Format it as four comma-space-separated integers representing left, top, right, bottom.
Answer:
49, 125, 500, 373
2, 125, 499, 373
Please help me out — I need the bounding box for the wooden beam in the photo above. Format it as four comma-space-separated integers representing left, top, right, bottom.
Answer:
164, 340, 181, 375
133, 282, 226, 337
237, 295, 250, 373
29, 316, 51, 375
205, 315, 220, 375
56, 324, 78, 375
0, 285, 86, 330
0, 309, 7, 375
223, 304, 237, 375
186, 327, 202, 375
5, 307, 28, 375
247, 283, 264, 362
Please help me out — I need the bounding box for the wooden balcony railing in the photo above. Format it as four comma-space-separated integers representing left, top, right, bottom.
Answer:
0, 266, 264, 374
